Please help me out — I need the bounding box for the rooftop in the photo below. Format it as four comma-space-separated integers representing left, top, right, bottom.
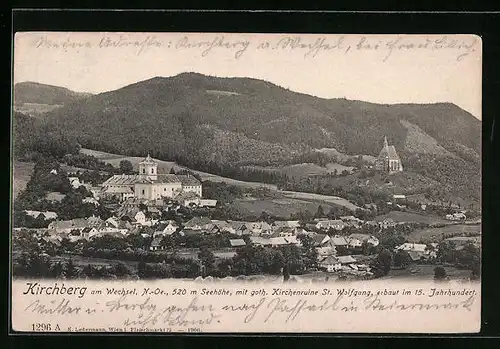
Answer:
140, 154, 156, 165
379, 145, 400, 160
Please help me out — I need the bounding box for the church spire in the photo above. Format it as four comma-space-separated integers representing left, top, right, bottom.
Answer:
383, 136, 388, 149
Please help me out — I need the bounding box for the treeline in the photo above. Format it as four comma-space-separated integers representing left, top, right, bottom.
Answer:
401, 152, 480, 204
437, 240, 480, 277
60, 153, 116, 174
282, 178, 391, 208
13, 231, 318, 279
13, 112, 80, 161
173, 156, 289, 185
13, 157, 112, 228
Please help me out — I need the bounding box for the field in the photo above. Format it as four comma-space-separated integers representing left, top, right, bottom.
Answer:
45, 192, 65, 202
50, 254, 140, 271
44, 248, 238, 272
314, 147, 377, 163
374, 210, 449, 225
12, 161, 34, 200
14, 103, 62, 116
408, 224, 481, 243
234, 197, 340, 218
247, 162, 355, 179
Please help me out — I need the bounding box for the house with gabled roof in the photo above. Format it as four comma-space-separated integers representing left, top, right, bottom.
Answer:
312, 233, 331, 247
272, 220, 300, 229
249, 236, 272, 246
338, 255, 357, 265
245, 221, 272, 235
150, 237, 164, 251
228, 221, 249, 236
211, 220, 237, 234
315, 219, 345, 231
82, 227, 98, 240
348, 234, 379, 248
328, 236, 349, 247
153, 220, 178, 237
185, 216, 213, 230
174, 191, 201, 207
48, 218, 90, 235
319, 256, 341, 272
230, 239, 246, 247
270, 237, 289, 247
24, 210, 58, 220
179, 228, 204, 237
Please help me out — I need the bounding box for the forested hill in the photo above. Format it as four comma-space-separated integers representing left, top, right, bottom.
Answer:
13, 73, 481, 206
39, 72, 480, 166
14, 81, 92, 106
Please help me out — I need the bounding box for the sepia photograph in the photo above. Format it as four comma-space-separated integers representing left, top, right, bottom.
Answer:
10, 31, 482, 333
11, 32, 481, 283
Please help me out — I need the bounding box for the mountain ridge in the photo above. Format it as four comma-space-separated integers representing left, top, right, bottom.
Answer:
39, 73, 480, 161
13, 73, 481, 206
14, 81, 93, 106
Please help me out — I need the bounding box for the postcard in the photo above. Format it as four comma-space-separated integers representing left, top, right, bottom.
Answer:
11, 32, 481, 333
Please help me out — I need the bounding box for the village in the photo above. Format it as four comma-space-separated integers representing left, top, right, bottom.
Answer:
12, 143, 481, 281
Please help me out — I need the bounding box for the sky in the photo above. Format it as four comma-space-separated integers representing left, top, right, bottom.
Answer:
14, 32, 482, 119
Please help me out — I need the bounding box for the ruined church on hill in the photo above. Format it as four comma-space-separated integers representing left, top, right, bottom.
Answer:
375, 136, 403, 174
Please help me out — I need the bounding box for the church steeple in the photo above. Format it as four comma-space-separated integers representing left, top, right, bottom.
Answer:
383, 136, 389, 149
138, 153, 157, 180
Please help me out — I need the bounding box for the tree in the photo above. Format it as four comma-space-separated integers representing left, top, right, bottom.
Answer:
198, 247, 216, 276
49, 261, 64, 278
259, 211, 272, 223
113, 262, 132, 277
119, 160, 134, 174
361, 241, 376, 256
64, 259, 78, 279
371, 248, 392, 277
437, 241, 456, 263
434, 266, 447, 281
282, 263, 290, 282
393, 250, 412, 269
315, 205, 325, 219
137, 261, 147, 279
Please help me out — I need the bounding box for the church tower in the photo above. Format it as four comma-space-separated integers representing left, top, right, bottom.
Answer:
138, 154, 158, 181
375, 136, 403, 174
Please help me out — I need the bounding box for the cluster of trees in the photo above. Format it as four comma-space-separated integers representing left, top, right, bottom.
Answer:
159, 232, 243, 249
61, 153, 116, 173
402, 153, 480, 205
13, 112, 81, 162
13, 157, 112, 228
173, 156, 289, 185
77, 169, 111, 186
287, 151, 337, 167
137, 260, 200, 279
436, 240, 480, 278
201, 181, 246, 204
281, 178, 391, 209
13, 225, 320, 279
202, 181, 276, 205
13, 252, 80, 279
